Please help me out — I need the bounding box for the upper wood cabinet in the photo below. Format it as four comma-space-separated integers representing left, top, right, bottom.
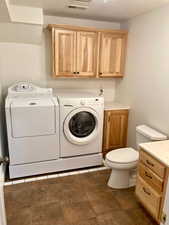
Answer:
77, 32, 98, 77
49, 24, 127, 78
99, 33, 126, 77
54, 29, 76, 77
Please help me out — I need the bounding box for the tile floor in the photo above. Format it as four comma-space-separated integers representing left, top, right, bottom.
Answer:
4, 169, 158, 225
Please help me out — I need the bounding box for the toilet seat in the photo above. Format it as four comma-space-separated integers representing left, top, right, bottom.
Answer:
105, 159, 138, 170
106, 147, 139, 164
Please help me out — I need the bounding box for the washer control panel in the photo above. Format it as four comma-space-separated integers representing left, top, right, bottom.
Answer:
60, 97, 104, 107
80, 100, 85, 106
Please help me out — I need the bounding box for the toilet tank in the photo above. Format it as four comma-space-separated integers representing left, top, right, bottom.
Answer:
136, 125, 167, 150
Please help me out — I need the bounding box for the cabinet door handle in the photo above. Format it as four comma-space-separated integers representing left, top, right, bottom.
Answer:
73, 72, 76, 74
145, 171, 152, 179
77, 72, 80, 74
99, 72, 102, 75
146, 160, 154, 167
143, 187, 151, 196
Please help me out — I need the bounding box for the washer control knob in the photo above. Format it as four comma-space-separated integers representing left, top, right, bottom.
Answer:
80, 100, 85, 105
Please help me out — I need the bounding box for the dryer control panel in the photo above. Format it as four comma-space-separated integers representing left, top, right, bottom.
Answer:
14, 82, 34, 92
8, 82, 53, 98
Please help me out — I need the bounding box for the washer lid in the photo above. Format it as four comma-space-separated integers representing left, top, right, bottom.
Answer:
106, 148, 139, 164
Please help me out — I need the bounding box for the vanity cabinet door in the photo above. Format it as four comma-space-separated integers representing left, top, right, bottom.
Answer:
103, 109, 129, 155
76, 32, 98, 77
99, 33, 127, 77
53, 29, 76, 77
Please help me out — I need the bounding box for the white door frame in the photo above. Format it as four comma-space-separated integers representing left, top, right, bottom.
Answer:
0, 81, 6, 225
0, 165, 6, 225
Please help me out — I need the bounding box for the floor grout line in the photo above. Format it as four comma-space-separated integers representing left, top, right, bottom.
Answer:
5, 166, 109, 185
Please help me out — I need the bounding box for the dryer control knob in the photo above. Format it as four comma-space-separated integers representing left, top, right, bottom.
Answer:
80, 100, 85, 105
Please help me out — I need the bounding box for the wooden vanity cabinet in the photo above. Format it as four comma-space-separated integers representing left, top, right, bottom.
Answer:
136, 149, 169, 224
103, 109, 129, 156
49, 24, 127, 78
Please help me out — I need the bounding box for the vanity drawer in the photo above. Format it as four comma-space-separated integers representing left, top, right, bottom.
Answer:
138, 163, 163, 193
140, 150, 165, 178
136, 176, 161, 220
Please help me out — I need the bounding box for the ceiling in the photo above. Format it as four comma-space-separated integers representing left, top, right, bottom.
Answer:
9, 0, 169, 22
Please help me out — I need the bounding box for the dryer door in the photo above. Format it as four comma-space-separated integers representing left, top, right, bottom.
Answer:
64, 107, 98, 145
11, 98, 55, 138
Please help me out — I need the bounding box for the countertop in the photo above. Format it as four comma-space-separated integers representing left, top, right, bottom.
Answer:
104, 101, 130, 111
139, 140, 169, 167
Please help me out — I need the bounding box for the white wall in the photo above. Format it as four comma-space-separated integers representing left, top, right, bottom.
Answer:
0, 15, 120, 101
0, 22, 43, 43
116, 4, 169, 147
44, 15, 120, 29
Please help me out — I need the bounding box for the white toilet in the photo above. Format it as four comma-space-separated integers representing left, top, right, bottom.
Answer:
105, 125, 167, 189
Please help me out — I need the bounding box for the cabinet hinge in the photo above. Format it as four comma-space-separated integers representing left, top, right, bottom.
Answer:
161, 212, 167, 224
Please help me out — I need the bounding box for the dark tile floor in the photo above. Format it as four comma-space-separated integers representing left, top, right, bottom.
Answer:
4, 169, 158, 225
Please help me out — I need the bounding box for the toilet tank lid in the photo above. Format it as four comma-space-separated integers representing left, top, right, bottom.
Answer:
136, 125, 167, 141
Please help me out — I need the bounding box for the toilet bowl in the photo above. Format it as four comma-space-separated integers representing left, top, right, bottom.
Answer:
105, 125, 167, 189
105, 148, 139, 189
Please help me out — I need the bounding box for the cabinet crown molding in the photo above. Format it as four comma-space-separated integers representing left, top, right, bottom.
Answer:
47, 24, 128, 34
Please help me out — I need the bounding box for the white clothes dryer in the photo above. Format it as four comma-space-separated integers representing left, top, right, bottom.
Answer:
58, 92, 104, 160
5, 82, 59, 178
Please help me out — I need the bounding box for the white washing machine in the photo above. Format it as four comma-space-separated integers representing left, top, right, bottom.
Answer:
5, 82, 59, 178
58, 92, 104, 166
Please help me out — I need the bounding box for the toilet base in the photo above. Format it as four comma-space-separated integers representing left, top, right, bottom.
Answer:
108, 169, 136, 189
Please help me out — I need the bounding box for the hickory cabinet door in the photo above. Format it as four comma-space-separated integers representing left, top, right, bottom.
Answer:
103, 110, 128, 152
76, 32, 98, 77
99, 33, 126, 77
54, 29, 76, 77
